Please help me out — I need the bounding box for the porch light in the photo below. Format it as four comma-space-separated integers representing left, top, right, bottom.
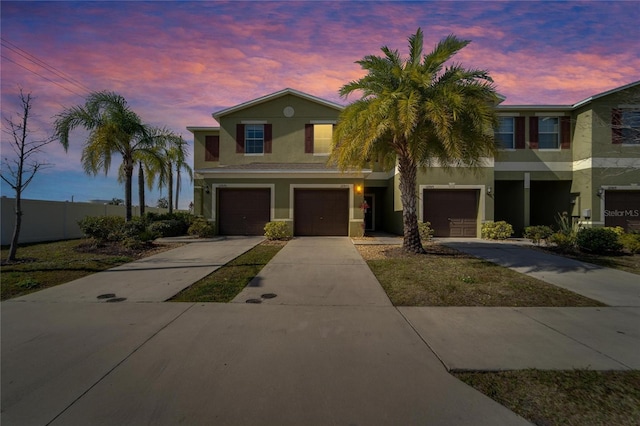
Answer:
355, 184, 363, 194
205, 185, 210, 195
597, 188, 603, 197
486, 186, 492, 195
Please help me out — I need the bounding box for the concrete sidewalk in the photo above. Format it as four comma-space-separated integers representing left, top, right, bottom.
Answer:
11, 236, 263, 303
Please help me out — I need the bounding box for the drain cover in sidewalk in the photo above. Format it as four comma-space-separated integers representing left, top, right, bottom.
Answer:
246, 298, 262, 304
261, 293, 277, 299
97, 293, 116, 299
105, 297, 127, 303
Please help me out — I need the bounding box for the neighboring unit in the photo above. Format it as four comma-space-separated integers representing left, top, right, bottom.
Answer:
189, 82, 640, 238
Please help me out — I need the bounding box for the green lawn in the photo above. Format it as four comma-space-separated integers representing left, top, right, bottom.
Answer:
357, 244, 604, 307
455, 369, 640, 426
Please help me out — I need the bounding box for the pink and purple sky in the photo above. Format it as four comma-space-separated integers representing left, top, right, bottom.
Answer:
2, 0, 639, 209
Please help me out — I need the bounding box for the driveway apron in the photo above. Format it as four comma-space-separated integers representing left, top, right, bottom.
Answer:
232, 237, 392, 306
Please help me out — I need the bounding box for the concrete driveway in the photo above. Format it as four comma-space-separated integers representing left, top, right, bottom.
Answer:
1, 236, 529, 425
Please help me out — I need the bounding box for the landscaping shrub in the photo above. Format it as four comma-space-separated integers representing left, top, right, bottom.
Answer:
122, 216, 149, 239
548, 231, 576, 253
264, 221, 292, 240
145, 212, 192, 234
523, 225, 554, 245
575, 227, 623, 254
481, 221, 513, 240
188, 218, 215, 238
619, 232, 640, 254
148, 220, 185, 237
78, 216, 125, 243
418, 221, 435, 243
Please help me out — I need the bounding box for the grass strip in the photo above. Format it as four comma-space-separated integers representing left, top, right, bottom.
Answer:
455, 369, 640, 426
357, 244, 604, 307
169, 241, 285, 303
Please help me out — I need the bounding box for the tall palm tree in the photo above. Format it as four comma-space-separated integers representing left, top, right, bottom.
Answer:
54, 91, 151, 221
152, 131, 193, 213
332, 28, 499, 253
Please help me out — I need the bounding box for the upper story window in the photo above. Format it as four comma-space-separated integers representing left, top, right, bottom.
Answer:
305, 123, 335, 155
236, 123, 272, 154
205, 135, 219, 161
495, 117, 515, 149
613, 109, 640, 144
537, 117, 559, 149
245, 124, 264, 154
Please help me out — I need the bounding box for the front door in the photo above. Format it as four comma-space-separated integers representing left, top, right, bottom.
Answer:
364, 194, 374, 231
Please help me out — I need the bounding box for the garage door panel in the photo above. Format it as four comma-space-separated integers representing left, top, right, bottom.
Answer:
423, 190, 479, 238
294, 189, 349, 236
219, 189, 270, 235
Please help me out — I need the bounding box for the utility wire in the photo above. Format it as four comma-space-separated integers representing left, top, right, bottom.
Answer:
1, 37, 93, 97
1, 54, 87, 98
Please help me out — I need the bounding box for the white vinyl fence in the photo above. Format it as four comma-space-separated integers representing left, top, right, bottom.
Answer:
1, 197, 169, 245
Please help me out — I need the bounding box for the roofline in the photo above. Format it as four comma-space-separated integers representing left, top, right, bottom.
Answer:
212, 88, 344, 119
572, 80, 640, 109
186, 126, 220, 133
496, 105, 572, 111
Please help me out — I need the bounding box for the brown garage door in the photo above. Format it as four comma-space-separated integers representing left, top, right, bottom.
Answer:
423, 189, 479, 237
604, 190, 640, 232
294, 189, 349, 236
218, 188, 270, 235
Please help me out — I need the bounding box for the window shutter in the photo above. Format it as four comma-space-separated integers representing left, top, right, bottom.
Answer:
529, 117, 539, 149
305, 124, 314, 153
205, 135, 220, 161
515, 117, 525, 149
236, 124, 245, 153
264, 124, 272, 153
560, 117, 571, 149
612, 108, 623, 144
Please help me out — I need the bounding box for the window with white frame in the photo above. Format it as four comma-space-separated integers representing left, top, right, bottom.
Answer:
313, 124, 333, 155
245, 124, 264, 154
495, 117, 515, 149
538, 117, 559, 149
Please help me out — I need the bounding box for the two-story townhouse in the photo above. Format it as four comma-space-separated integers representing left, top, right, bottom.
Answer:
189, 81, 640, 238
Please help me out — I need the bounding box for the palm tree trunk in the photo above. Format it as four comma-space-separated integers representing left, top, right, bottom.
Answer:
124, 160, 134, 221
398, 153, 425, 254
167, 166, 173, 214
138, 162, 146, 216
174, 169, 181, 211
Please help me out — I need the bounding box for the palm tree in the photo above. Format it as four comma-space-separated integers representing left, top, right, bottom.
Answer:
156, 132, 192, 213
332, 28, 499, 253
54, 91, 152, 221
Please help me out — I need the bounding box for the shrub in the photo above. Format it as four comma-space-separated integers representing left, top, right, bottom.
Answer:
418, 222, 435, 243
481, 221, 513, 240
620, 232, 640, 254
605, 226, 625, 237
148, 220, 185, 237
523, 225, 554, 245
548, 231, 576, 253
575, 227, 623, 254
145, 212, 192, 234
188, 218, 215, 238
78, 216, 125, 242
122, 216, 149, 239
264, 221, 292, 240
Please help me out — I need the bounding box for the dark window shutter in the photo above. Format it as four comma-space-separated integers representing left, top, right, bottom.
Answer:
236, 124, 245, 153
529, 117, 539, 149
560, 116, 571, 149
264, 124, 272, 153
515, 117, 525, 149
305, 124, 314, 153
205, 135, 220, 161
612, 108, 623, 144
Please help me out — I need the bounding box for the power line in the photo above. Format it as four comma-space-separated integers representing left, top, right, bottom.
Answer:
1, 54, 87, 98
1, 37, 93, 97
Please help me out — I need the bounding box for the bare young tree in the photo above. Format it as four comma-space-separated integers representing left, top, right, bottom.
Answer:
1, 89, 54, 261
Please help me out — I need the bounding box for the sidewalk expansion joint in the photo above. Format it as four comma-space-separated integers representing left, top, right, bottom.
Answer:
394, 307, 451, 371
